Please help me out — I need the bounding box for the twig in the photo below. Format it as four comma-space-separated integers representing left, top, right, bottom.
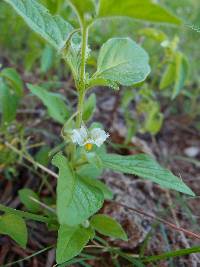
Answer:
0, 204, 50, 223
109, 200, 200, 240
166, 191, 200, 265
5, 141, 58, 179
0, 246, 53, 267
29, 197, 56, 214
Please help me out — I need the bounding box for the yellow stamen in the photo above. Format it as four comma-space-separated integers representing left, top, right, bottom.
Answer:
85, 143, 93, 151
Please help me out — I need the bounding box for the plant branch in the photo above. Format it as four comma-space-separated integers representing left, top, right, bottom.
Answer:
109, 200, 200, 240
0, 204, 50, 223
4, 141, 58, 179
76, 24, 89, 127
80, 24, 88, 88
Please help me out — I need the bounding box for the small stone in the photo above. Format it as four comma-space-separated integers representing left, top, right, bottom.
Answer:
184, 147, 200, 157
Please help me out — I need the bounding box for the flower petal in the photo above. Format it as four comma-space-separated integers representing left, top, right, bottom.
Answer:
79, 125, 88, 139
90, 128, 109, 147
71, 125, 88, 146
71, 129, 84, 145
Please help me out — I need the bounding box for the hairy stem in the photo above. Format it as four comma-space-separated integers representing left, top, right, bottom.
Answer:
80, 24, 88, 88
76, 24, 88, 127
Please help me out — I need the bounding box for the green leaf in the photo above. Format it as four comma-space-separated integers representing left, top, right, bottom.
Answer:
4, 0, 82, 79
76, 163, 103, 179
145, 112, 163, 135
83, 93, 96, 122
160, 52, 189, 99
87, 77, 119, 90
0, 81, 19, 124
56, 224, 93, 264
52, 154, 104, 226
0, 213, 28, 248
0, 204, 51, 224
143, 103, 163, 135
90, 214, 127, 241
1, 68, 23, 97
67, 0, 96, 23
81, 176, 113, 200
4, 0, 74, 51
35, 146, 51, 166
52, 153, 76, 225
18, 188, 41, 213
98, 0, 182, 25
143, 246, 200, 263
160, 61, 176, 90
172, 52, 189, 99
92, 38, 150, 87
59, 176, 104, 226
98, 153, 195, 196
63, 33, 82, 80
27, 84, 69, 124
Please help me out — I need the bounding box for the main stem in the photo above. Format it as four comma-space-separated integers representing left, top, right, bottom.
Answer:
76, 23, 88, 128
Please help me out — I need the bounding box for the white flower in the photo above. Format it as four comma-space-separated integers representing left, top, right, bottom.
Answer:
71, 125, 88, 146
71, 125, 109, 150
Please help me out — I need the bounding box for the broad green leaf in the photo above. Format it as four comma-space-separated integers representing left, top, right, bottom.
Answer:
92, 38, 150, 87
58, 176, 103, 226
52, 154, 104, 226
83, 93, 96, 122
81, 176, 113, 200
172, 52, 189, 99
85, 151, 103, 169
91, 214, 127, 241
56, 224, 93, 263
1, 68, 23, 97
52, 153, 76, 225
98, 153, 195, 196
18, 188, 41, 213
0, 213, 28, 248
4, 0, 74, 51
67, 0, 96, 22
76, 163, 103, 179
28, 84, 69, 124
98, 0, 182, 25
160, 61, 176, 90
0, 81, 19, 124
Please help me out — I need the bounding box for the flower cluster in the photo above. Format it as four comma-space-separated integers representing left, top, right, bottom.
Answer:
70, 125, 109, 150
